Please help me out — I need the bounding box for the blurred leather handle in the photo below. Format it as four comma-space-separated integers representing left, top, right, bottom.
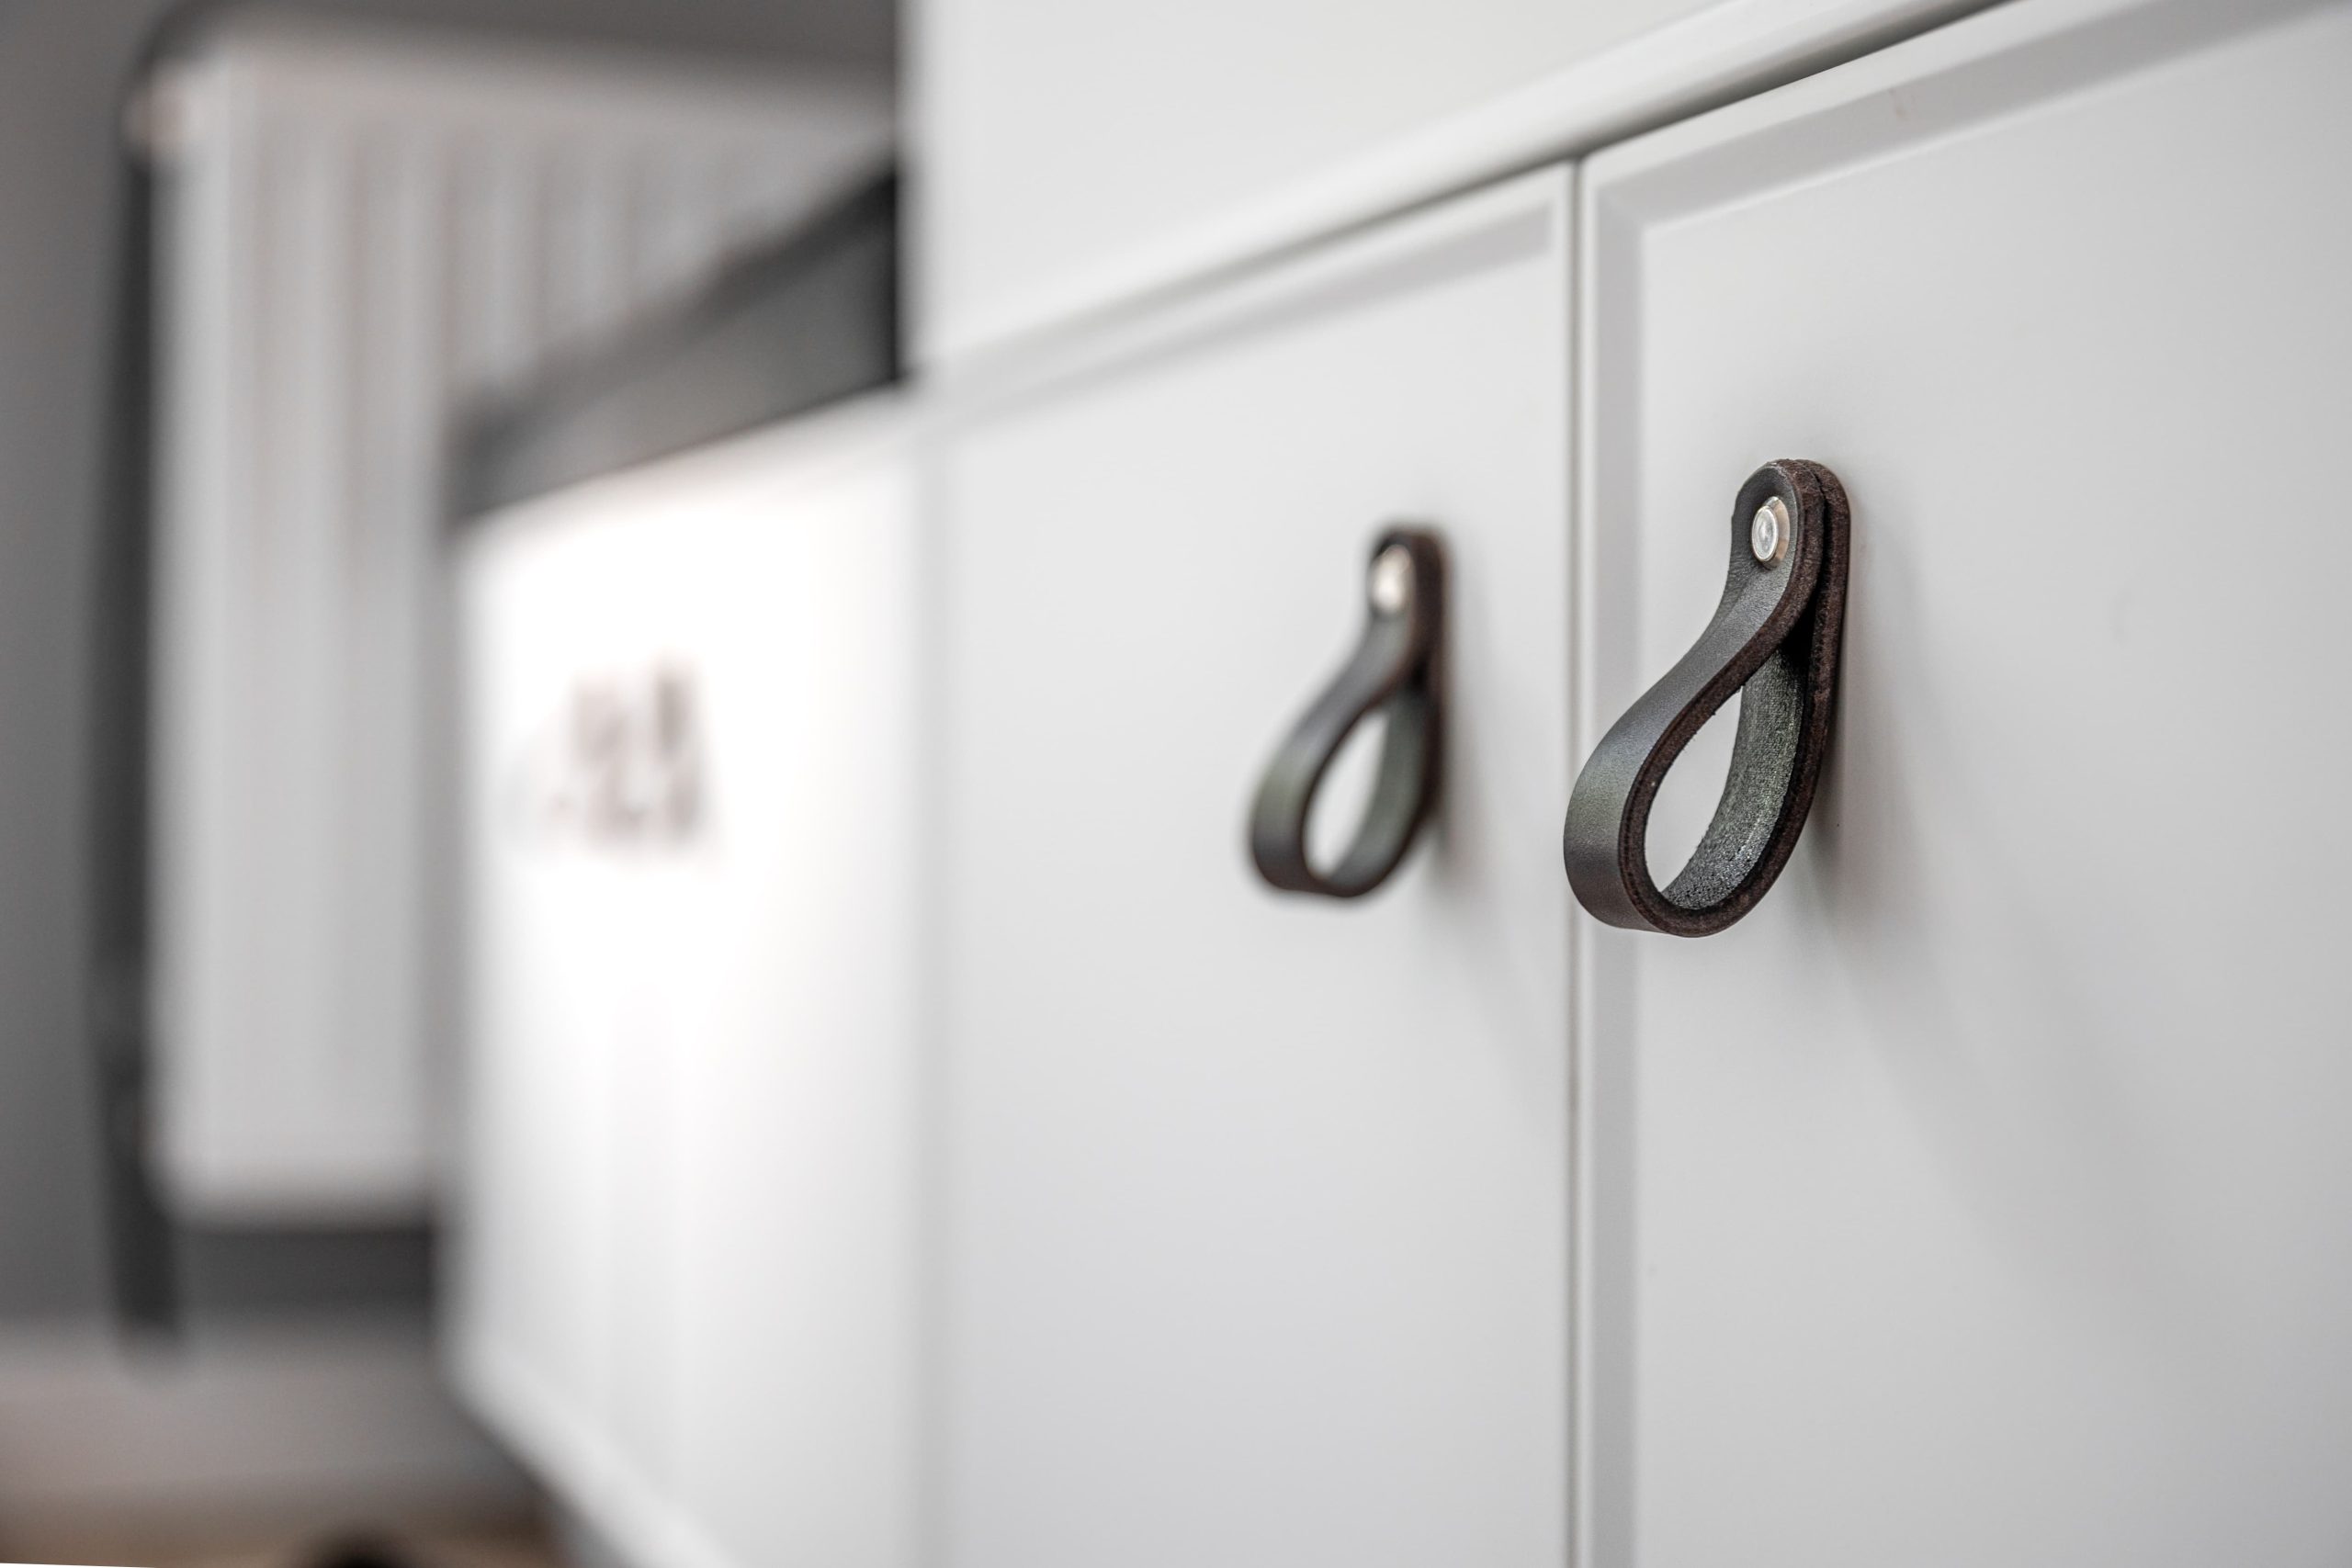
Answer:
1250, 528, 1445, 899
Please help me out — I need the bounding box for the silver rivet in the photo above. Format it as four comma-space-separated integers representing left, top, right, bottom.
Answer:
1750, 496, 1791, 564
1369, 545, 1414, 615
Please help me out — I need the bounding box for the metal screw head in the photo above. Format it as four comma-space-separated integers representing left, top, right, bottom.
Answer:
1750, 496, 1791, 564
1369, 545, 1415, 615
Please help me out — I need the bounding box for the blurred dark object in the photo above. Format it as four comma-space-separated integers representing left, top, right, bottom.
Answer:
459, 169, 903, 517
87, 0, 220, 1337
298, 1529, 431, 1568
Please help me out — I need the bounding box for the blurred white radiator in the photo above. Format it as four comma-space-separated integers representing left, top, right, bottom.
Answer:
146, 15, 891, 1220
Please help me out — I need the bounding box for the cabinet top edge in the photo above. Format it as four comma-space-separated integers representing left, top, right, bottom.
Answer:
915, 0, 2000, 372
1579, 0, 2336, 206
920, 166, 1574, 431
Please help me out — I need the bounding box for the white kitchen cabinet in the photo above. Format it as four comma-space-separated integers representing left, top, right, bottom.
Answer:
1572, 0, 2352, 1562
443, 0, 2352, 1562
452, 400, 920, 1568
933, 169, 1572, 1568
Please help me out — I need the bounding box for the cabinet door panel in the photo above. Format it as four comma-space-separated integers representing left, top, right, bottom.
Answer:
937, 171, 1572, 1568
454, 404, 920, 1568
1577, 2, 2352, 1562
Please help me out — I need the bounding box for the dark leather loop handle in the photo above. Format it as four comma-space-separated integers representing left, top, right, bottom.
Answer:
1250, 528, 1445, 898
1564, 460, 1850, 936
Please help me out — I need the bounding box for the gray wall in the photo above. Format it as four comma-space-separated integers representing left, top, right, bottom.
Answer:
0, 0, 893, 1322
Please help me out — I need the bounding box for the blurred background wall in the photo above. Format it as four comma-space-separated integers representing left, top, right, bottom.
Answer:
0, 0, 893, 1335
0, 2, 895, 1556
0, 0, 894, 1328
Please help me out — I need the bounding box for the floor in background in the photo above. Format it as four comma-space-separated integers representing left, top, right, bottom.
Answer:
0, 1319, 541, 1568
0, 1517, 564, 1568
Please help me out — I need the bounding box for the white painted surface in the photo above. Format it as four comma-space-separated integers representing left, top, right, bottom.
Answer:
934, 171, 1572, 1568
151, 16, 890, 1220
911, 0, 1992, 366
1573, 0, 2352, 1561
451, 400, 920, 1568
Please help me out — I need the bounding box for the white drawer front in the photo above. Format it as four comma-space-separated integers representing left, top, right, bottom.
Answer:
935, 170, 1573, 1568
452, 402, 920, 1568
1576, 0, 2352, 1561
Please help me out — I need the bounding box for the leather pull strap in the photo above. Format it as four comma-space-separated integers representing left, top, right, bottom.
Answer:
1250, 528, 1445, 900
1564, 461, 1850, 936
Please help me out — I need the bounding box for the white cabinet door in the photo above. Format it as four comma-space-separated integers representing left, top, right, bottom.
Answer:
452, 400, 920, 1568
935, 170, 1572, 1568
1575, 1, 2352, 1562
